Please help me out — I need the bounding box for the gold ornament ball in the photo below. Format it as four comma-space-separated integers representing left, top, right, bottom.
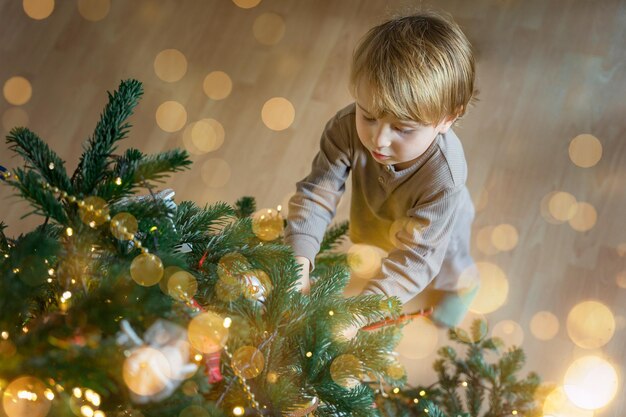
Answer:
159, 266, 183, 295
187, 311, 229, 354
130, 253, 164, 286
2, 376, 53, 417
241, 269, 272, 301
232, 346, 265, 379
386, 361, 406, 380
110, 212, 138, 240
167, 271, 198, 301
217, 252, 249, 282
78, 196, 109, 227
251, 208, 284, 241
330, 354, 362, 389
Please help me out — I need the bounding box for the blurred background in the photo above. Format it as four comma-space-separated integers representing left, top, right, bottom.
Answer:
1, 0, 625, 416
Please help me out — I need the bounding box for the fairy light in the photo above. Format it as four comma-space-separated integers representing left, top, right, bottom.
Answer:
233, 406, 244, 416
223, 317, 232, 328
81, 405, 94, 417
419, 390, 426, 397
22, 326, 28, 333
62, 291, 72, 299
48, 162, 55, 170
44, 389, 55, 400
149, 225, 158, 232
17, 389, 38, 401
12, 268, 19, 274
1, 331, 8, 339
461, 381, 468, 387
66, 227, 74, 237
47, 278, 53, 283
512, 411, 518, 415
393, 387, 400, 394
328, 310, 334, 316
73, 387, 83, 398
194, 354, 203, 361
48, 268, 55, 276
413, 398, 419, 404
94, 411, 105, 417
306, 351, 312, 358
115, 177, 122, 185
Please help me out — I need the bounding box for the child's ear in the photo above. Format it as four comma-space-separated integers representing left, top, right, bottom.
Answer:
437, 115, 458, 134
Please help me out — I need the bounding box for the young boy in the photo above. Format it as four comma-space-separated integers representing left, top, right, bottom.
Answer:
284, 10, 480, 328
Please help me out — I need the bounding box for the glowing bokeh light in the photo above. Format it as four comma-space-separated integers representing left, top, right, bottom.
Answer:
530, 311, 560, 340
156, 101, 187, 133
203, 71, 232, 100
123, 347, 171, 396
388, 217, 429, 248
2, 107, 29, 132
396, 316, 439, 359
261, 97, 295, 131
253, 13, 286, 45
540, 191, 562, 224
159, 266, 182, 295
567, 300, 615, 349
77, 0, 110, 21
200, 158, 231, 188
23, 0, 54, 20
192, 119, 225, 153
3, 76, 32, 106
491, 320, 524, 347
232, 0, 261, 8
2, 376, 52, 417
491, 223, 518, 251
167, 271, 198, 301
568, 202, 597, 232
469, 262, 509, 314
569, 134, 602, 168
347, 244, 383, 279
564, 356, 619, 410
476, 226, 499, 255
187, 311, 229, 354
543, 386, 594, 417
548, 191, 577, 222
154, 49, 188, 82
129, 253, 164, 287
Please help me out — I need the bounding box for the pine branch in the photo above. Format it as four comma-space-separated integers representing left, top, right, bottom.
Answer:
132, 148, 192, 184
319, 221, 349, 253
6, 169, 68, 224
73, 79, 144, 193
234, 196, 257, 218
6, 127, 73, 193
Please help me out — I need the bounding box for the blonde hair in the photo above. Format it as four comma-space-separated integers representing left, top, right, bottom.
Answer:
349, 10, 478, 125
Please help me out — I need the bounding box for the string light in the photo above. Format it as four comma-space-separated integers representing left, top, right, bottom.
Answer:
233, 406, 244, 416
419, 390, 426, 397
66, 227, 74, 237
413, 398, 419, 404
328, 310, 334, 316
392, 387, 400, 394
115, 177, 122, 185
306, 351, 313, 358
1, 331, 8, 339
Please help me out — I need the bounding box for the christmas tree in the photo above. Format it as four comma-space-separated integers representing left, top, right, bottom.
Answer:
0, 79, 406, 417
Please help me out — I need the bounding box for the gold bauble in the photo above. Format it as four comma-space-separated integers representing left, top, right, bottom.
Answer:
231, 346, 265, 379
386, 360, 406, 380
159, 266, 183, 294
110, 212, 138, 240
187, 312, 229, 354
251, 208, 283, 241
329, 354, 362, 389
123, 347, 171, 396
217, 252, 249, 282
2, 376, 52, 417
78, 196, 109, 227
167, 271, 198, 301
130, 253, 164, 286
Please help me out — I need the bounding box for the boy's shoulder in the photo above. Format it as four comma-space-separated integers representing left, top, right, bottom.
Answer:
432, 128, 468, 188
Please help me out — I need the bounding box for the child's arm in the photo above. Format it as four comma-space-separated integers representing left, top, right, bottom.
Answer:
361, 185, 466, 304
284, 110, 353, 291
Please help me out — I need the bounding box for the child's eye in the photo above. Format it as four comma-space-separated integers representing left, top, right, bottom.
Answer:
363, 115, 376, 122
395, 126, 414, 134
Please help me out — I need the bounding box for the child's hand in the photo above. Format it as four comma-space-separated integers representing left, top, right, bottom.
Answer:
294, 256, 311, 295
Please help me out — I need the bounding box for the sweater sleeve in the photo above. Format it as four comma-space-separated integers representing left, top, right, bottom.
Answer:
360, 185, 464, 304
284, 112, 352, 270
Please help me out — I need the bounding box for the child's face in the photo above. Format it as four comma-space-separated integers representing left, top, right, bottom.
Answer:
354, 84, 456, 171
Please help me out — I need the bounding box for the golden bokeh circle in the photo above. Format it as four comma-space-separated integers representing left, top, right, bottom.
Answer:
396, 316, 439, 359
543, 386, 594, 417
490, 223, 518, 251
388, 217, 429, 248
110, 212, 138, 240
476, 226, 499, 255
78, 196, 109, 227
123, 347, 171, 396
253, 13, 286, 45
469, 262, 509, 314
130, 253, 164, 287
231, 346, 265, 379
159, 266, 183, 294
187, 311, 229, 354
2, 376, 52, 417
232, 0, 261, 8
261, 97, 295, 131
568, 202, 597, 232
203, 71, 233, 100
530, 310, 560, 341
540, 191, 563, 224
2, 107, 29, 132
182, 119, 225, 155
386, 360, 406, 380
251, 208, 284, 241
154, 49, 188, 82
23, 0, 54, 20
3, 76, 33, 106
563, 356, 618, 410
347, 244, 383, 279
77, 0, 110, 21
167, 271, 198, 301
329, 354, 362, 389
455, 311, 487, 343
548, 191, 577, 222
156, 101, 187, 132
566, 300, 615, 349
491, 320, 524, 347
200, 158, 231, 188
569, 134, 602, 168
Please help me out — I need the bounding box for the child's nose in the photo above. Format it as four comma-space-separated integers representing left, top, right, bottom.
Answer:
373, 128, 392, 148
